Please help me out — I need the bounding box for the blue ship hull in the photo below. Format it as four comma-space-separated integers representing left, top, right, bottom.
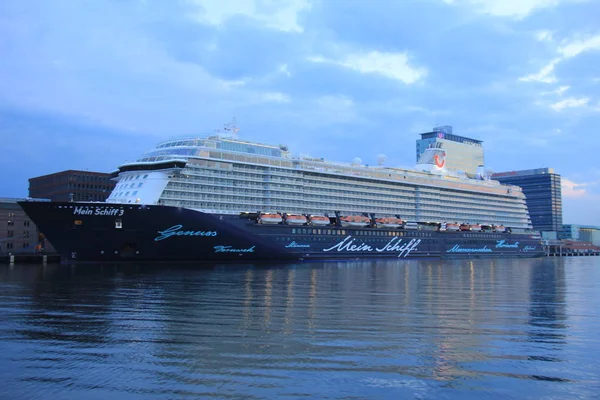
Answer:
18, 201, 546, 263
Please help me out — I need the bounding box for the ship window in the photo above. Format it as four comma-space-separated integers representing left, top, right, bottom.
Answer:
115, 219, 123, 229
74, 220, 83, 226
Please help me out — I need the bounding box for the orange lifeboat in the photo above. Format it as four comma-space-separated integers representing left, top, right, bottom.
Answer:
285, 214, 307, 225
469, 224, 482, 232
340, 215, 370, 227
445, 223, 460, 232
258, 213, 283, 224
493, 225, 506, 233
375, 217, 403, 228
308, 215, 330, 226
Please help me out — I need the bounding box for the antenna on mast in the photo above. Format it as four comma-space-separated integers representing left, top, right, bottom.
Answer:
222, 118, 239, 138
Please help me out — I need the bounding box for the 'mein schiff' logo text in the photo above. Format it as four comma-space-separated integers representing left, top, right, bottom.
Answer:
73, 206, 124, 216
322, 236, 421, 258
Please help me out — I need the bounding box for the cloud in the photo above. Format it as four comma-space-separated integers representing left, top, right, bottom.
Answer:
309, 51, 427, 84
541, 85, 570, 95
278, 64, 292, 77
518, 58, 560, 83
261, 92, 291, 103
520, 33, 600, 84
535, 30, 554, 42
554, 85, 570, 95
550, 97, 589, 111
562, 178, 592, 198
558, 34, 600, 58
188, 0, 310, 33
306, 95, 364, 126
443, 0, 563, 19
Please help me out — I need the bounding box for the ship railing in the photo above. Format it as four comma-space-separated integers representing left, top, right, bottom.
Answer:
210, 152, 517, 195
303, 180, 525, 209
160, 191, 527, 226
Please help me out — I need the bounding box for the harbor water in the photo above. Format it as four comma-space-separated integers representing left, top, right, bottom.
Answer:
1, 257, 599, 399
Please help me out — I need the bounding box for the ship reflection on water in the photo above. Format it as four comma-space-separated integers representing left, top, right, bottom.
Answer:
1, 257, 598, 399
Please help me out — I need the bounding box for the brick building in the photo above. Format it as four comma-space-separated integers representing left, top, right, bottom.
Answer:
29, 170, 115, 202
0, 198, 55, 255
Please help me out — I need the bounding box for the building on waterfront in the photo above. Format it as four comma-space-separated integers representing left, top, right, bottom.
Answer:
29, 170, 115, 202
0, 198, 55, 254
416, 125, 484, 176
559, 224, 600, 246
492, 168, 562, 233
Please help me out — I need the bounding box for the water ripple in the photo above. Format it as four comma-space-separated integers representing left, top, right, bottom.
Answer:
1, 257, 599, 399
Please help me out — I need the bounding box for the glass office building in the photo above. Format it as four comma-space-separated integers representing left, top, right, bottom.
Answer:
559, 225, 600, 245
492, 168, 563, 232
416, 126, 484, 176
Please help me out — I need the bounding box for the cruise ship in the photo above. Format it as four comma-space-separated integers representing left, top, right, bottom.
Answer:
19, 123, 544, 262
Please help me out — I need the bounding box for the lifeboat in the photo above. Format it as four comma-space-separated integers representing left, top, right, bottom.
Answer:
340, 215, 370, 227
375, 217, 403, 228
445, 223, 460, 232
493, 225, 506, 233
403, 221, 419, 230
469, 224, 482, 232
285, 214, 307, 225
308, 215, 330, 226
258, 213, 283, 224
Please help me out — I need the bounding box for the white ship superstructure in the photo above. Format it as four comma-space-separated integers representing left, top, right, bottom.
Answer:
106, 126, 533, 229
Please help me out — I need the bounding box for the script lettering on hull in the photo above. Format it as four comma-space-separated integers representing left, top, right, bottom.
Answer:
285, 241, 310, 248
73, 206, 124, 217
522, 246, 537, 252
155, 225, 218, 241
214, 245, 256, 253
496, 240, 519, 248
323, 236, 421, 258
447, 245, 492, 253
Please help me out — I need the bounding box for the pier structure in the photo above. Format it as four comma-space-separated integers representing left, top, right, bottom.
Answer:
543, 240, 600, 257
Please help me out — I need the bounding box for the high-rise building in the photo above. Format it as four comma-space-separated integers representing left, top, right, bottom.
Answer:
492, 168, 563, 233
29, 170, 115, 202
416, 126, 484, 176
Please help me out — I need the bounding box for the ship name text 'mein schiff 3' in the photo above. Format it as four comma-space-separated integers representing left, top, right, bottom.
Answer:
20, 122, 544, 263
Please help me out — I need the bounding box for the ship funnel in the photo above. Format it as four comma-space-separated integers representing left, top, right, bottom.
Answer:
415, 146, 447, 174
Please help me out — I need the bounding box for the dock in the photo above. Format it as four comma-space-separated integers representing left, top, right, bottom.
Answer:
0, 253, 61, 264
544, 240, 600, 257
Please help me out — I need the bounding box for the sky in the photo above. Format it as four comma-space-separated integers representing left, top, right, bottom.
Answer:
1, 0, 599, 225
